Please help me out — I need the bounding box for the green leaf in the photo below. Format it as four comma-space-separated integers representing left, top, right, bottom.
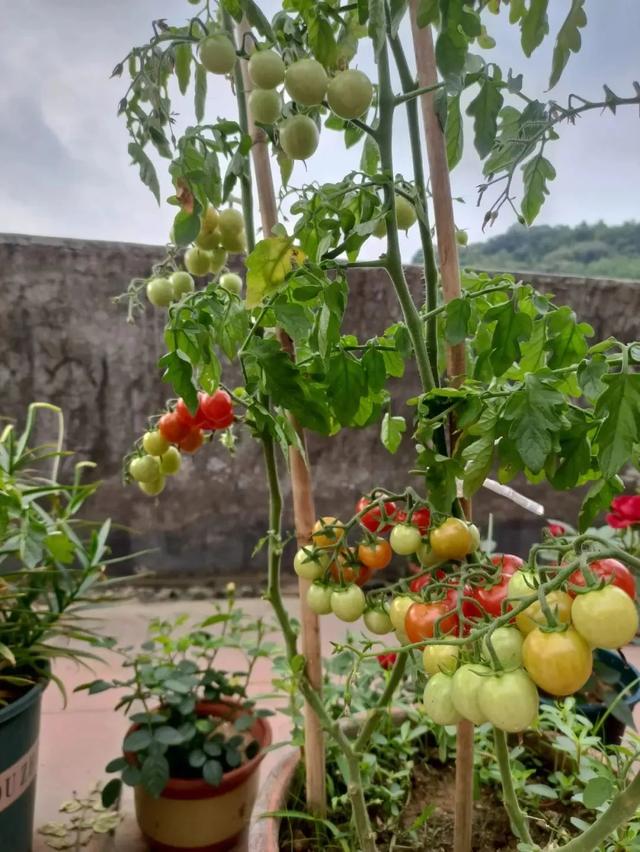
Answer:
445, 95, 463, 170
579, 477, 623, 531
0, 642, 15, 667
549, 0, 586, 88
154, 726, 185, 746
577, 355, 607, 401
245, 237, 305, 308
105, 757, 127, 773
308, 16, 337, 68
466, 77, 504, 158
368, 0, 386, 57
416, 0, 439, 28
594, 372, 640, 477
326, 353, 366, 426
141, 752, 170, 798
444, 298, 471, 345
271, 302, 312, 344
545, 307, 592, 369
86, 679, 111, 695
462, 430, 495, 497
277, 150, 293, 186
172, 209, 200, 247
520, 0, 549, 57
128, 143, 160, 204
582, 776, 613, 810
44, 531, 75, 564
188, 749, 207, 768
101, 779, 122, 808
435, 29, 467, 77
485, 300, 532, 376
360, 134, 380, 176
174, 43, 192, 95
521, 155, 556, 224
123, 729, 153, 753
381, 413, 406, 454
389, 0, 409, 36
195, 62, 207, 123
239, 0, 274, 40
504, 374, 564, 473
159, 350, 198, 410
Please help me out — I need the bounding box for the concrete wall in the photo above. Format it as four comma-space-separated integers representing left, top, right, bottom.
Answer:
2, 234, 638, 583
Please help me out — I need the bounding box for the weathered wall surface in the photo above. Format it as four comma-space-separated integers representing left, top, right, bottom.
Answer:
1, 234, 638, 583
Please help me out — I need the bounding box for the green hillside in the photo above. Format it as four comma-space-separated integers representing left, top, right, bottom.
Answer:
413, 221, 640, 280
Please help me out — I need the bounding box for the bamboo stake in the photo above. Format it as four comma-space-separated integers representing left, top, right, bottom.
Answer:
234, 21, 327, 816
409, 7, 473, 852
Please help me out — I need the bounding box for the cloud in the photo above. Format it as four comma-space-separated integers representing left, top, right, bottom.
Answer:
0, 0, 638, 254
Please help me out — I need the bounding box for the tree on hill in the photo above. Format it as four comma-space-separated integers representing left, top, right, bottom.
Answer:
412, 221, 640, 279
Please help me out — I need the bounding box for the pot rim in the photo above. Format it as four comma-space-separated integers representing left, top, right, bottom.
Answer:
127, 699, 272, 800
0, 674, 48, 726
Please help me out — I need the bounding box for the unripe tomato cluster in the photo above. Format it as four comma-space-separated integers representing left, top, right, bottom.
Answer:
128, 390, 235, 496
147, 206, 246, 310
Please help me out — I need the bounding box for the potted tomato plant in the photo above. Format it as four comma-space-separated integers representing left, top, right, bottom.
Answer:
109, 0, 640, 849
0, 403, 119, 852
83, 588, 273, 852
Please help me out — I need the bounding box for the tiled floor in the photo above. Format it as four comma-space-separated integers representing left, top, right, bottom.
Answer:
31, 597, 640, 850
32, 596, 350, 851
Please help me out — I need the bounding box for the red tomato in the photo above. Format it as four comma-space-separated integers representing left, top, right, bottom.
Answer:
158, 412, 190, 444
355, 497, 397, 534
178, 427, 204, 453
395, 510, 407, 524
410, 507, 431, 535
469, 575, 510, 618
200, 389, 233, 427
409, 575, 430, 593
405, 600, 459, 643
329, 554, 372, 586
491, 554, 524, 576
568, 558, 636, 600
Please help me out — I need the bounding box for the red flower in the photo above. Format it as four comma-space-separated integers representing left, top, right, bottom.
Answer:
377, 652, 397, 670
606, 495, 640, 529
547, 522, 566, 537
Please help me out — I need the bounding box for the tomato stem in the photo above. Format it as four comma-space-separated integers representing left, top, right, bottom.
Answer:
493, 727, 535, 846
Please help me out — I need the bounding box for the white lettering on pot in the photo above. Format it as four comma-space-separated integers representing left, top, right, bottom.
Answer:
0, 741, 39, 814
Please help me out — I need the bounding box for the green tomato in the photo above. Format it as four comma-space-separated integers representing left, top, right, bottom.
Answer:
396, 195, 417, 230
294, 547, 329, 581
423, 643, 459, 676
159, 446, 182, 476
284, 58, 328, 106
456, 229, 469, 246
364, 608, 393, 635
478, 669, 539, 733
146, 277, 173, 308
198, 34, 236, 75
331, 584, 366, 622
209, 247, 228, 274
507, 570, 538, 601
307, 583, 333, 615
468, 523, 481, 550
170, 271, 195, 300
184, 247, 212, 277
195, 229, 221, 250
390, 523, 422, 556
219, 272, 243, 295
279, 114, 319, 161
327, 69, 373, 119
138, 474, 166, 497
416, 541, 441, 567
129, 455, 161, 483
451, 663, 491, 725
248, 49, 285, 89
219, 229, 247, 254
218, 208, 245, 236
142, 430, 170, 457
482, 626, 524, 670
423, 673, 461, 726
249, 88, 282, 125
389, 595, 414, 633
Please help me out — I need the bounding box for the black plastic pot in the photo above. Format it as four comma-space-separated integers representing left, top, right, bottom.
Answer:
0, 679, 47, 852
541, 649, 640, 746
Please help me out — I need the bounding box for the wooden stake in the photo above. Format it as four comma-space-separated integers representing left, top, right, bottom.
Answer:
235, 22, 326, 816
409, 7, 473, 852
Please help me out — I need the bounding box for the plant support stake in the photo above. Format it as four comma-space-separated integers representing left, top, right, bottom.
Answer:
235, 20, 326, 817
409, 7, 472, 851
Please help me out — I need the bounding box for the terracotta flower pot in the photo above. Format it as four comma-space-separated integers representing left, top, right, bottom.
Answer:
248, 747, 299, 852
132, 701, 271, 852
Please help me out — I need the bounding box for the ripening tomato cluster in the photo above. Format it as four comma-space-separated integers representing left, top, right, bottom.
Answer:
128, 390, 234, 497
419, 557, 638, 734
295, 495, 479, 634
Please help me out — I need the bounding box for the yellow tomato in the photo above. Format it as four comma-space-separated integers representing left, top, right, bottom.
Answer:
515, 590, 573, 635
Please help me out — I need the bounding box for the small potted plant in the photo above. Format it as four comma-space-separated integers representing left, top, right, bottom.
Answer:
85, 588, 274, 852
0, 403, 119, 852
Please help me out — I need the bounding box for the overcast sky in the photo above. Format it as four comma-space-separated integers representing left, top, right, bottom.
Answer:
1, 1, 638, 258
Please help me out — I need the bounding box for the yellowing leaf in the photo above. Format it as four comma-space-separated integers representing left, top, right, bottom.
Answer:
245, 236, 306, 308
